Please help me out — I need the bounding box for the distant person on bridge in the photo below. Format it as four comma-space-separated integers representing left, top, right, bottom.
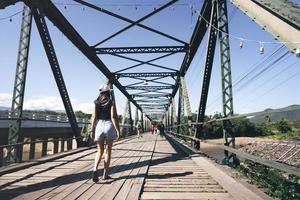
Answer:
90, 83, 120, 182
150, 123, 155, 134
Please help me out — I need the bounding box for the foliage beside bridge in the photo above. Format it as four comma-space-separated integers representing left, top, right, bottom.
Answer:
238, 160, 300, 200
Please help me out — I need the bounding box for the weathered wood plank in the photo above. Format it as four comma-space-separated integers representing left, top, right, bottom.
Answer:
141, 192, 233, 200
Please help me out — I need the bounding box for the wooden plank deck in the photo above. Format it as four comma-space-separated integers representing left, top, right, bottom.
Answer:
0, 133, 271, 200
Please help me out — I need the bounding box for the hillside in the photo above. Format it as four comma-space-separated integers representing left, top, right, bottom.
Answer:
249, 105, 300, 124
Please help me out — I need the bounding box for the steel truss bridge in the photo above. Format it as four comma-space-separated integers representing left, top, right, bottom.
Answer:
0, 1, 299, 198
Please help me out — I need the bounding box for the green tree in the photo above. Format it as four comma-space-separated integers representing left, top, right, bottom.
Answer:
275, 119, 292, 133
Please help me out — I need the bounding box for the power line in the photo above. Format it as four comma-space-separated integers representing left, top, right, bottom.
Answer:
239, 65, 300, 111
206, 45, 284, 110
0, 10, 22, 21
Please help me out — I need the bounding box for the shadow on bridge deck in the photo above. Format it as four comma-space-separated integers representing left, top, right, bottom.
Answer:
0, 133, 272, 200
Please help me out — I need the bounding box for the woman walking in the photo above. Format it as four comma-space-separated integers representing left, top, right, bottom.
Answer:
90, 83, 120, 182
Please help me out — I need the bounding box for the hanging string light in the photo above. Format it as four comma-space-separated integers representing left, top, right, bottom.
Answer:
239, 40, 244, 49
193, 6, 300, 56
296, 48, 300, 57
259, 42, 264, 54
0, 10, 22, 22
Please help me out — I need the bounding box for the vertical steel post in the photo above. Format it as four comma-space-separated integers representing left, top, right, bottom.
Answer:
195, 1, 218, 149
128, 101, 133, 134
31, 7, 82, 146
217, 0, 238, 165
177, 86, 182, 135
141, 111, 144, 131
134, 107, 139, 126
121, 99, 129, 137
180, 76, 193, 136
7, 5, 32, 164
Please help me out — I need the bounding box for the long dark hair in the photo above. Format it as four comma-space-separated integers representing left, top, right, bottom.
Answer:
94, 91, 111, 107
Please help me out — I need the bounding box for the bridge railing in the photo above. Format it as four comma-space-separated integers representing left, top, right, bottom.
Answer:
166, 107, 300, 177
0, 136, 80, 167
0, 121, 137, 167
0, 111, 88, 123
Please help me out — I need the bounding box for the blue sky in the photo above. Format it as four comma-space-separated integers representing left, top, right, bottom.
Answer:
0, 0, 299, 118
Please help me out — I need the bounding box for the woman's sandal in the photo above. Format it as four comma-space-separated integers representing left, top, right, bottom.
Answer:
92, 170, 99, 183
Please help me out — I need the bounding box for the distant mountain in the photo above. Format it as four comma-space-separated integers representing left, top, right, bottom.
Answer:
249, 105, 300, 123
0, 106, 9, 111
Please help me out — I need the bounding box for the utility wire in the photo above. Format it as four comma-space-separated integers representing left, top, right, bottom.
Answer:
0, 10, 22, 21
206, 45, 284, 110
240, 66, 300, 111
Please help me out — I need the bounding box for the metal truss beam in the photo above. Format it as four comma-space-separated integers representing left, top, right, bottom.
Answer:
73, 0, 186, 46
133, 94, 170, 98
140, 104, 168, 107
217, 0, 238, 165
195, 1, 218, 147
95, 46, 187, 54
115, 72, 178, 78
231, 0, 300, 52
171, 0, 212, 98
31, 5, 82, 146
7, 5, 32, 164
115, 52, 176, 73
111, 54, 177, 72
126, 86, 173, 90
136, 99, 170, 103
23, 0, 147, 120
180, 76, 192, 117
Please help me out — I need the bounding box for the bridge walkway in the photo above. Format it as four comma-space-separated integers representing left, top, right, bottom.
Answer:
0, 133, 269, 200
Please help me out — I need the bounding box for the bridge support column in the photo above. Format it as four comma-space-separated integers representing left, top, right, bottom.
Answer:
134, 107, 139, 127
121, 100, 128, 137
41, 139, 48, 157
217, 0, 238, 165
53, 139, 59, 154
61, 139, 65, 152
128, 101, 133, 135
7, 5, 32, 165
177, 79, 183, 135
141, 111, 144, 131
195, 0, 218, 149
29, 138, 36, 160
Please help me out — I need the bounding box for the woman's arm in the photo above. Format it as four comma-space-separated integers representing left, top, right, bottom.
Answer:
90, 105, 97, 138
111, 102, 120, 140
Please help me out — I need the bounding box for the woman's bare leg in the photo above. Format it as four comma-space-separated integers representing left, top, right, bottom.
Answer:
93, 141, 104, 171
103, 140, 113, 179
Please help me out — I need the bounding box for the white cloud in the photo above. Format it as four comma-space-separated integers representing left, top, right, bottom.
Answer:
0, 93, 12, 107
0, 93, 93, 113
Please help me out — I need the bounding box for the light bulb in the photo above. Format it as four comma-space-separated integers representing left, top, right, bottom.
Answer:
239, 41, 243, 49
259, 43, 264, 54
296, 48, 300, 58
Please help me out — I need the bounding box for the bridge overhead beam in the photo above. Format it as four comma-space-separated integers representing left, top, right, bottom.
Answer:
126, 86, 173, 90
22, 0, 149, 119
231, 0, 300, 52
73, 0, 186, 46
95, 46, 187, 54
115, 72, 178, 79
